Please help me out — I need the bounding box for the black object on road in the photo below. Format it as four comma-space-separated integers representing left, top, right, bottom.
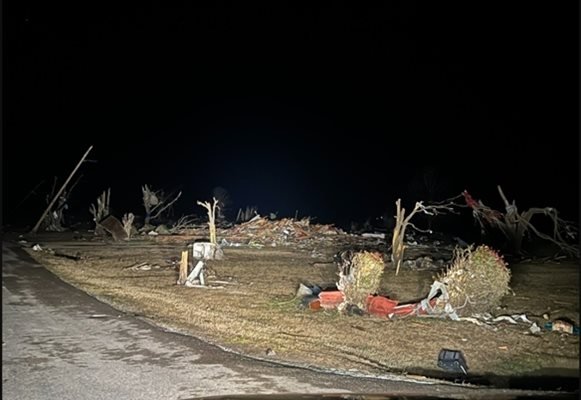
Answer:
437, 349, 468, 375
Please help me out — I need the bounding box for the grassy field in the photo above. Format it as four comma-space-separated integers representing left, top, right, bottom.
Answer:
18, 229, 579, 384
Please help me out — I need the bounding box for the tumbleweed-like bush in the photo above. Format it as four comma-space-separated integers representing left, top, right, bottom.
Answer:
438, 245, 511, 316
337, 250, 385, 310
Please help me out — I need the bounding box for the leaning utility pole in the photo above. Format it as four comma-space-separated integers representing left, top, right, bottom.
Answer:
30, 145, 94, 234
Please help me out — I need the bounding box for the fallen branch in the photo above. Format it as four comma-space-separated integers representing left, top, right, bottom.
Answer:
170, 215, 199, 233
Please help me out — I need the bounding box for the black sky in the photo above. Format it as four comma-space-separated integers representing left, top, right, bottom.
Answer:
4, 2, 580, 228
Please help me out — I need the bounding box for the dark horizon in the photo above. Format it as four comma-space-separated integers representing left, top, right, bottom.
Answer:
4, 3, 580, 230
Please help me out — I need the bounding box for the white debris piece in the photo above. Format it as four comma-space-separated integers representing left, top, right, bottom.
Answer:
529, 323, 541, 334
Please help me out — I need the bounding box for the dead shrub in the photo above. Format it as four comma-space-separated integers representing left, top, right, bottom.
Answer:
337, 250, 385, 310
439, 245, 511, 316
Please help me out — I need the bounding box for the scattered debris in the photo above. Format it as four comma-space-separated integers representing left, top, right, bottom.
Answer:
125, 262, 161, 271
319, 291, 345, 310
529, 323, 541, 334
361, 233, 385, 239
227, 217, 345, 246
366, 295, 399, 317
296, 283, 315, 298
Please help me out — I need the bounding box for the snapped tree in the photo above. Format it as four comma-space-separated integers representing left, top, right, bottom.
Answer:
197, 197, 219, 245
391, 196, 461, 276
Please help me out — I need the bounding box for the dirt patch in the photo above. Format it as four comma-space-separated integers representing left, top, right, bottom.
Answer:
17, 230, 579, 386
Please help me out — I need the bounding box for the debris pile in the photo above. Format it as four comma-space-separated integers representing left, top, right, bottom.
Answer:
226, 217, 346, 246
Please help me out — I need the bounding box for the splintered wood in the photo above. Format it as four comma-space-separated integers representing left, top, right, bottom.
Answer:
177, 250, 188, 285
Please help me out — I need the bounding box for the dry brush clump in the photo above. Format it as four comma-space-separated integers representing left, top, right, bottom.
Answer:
438, 245, 511, 316
337, 250, 385, 310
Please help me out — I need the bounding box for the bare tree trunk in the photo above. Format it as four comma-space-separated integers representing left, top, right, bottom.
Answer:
391, 199, 407, 276
197, 198, 219, 245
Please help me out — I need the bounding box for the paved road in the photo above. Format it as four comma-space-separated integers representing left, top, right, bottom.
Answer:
2, 242, 573, 400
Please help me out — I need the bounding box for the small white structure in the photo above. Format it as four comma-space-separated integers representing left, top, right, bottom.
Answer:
185, 242, 224, 287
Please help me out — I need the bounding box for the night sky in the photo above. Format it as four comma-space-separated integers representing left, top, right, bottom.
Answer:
4, 3, 579, 230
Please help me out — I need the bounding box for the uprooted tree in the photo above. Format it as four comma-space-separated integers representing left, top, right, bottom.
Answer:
463, 186, 579, 257
142, 184, 182, 226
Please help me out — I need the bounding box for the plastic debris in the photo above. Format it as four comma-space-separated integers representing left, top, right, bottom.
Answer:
529, 323, 541, 334
296, 283, 313, 298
